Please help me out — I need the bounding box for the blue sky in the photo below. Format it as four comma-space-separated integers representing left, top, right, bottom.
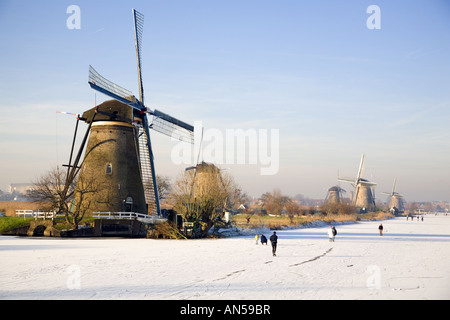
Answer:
0, 0, 449, 202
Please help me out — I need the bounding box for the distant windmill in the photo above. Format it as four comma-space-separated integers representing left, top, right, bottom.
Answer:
382, 178, 405, 214
62, 9, 194, 216
339, 154, 377, 212
325, 186, 346, 205
325, 171, 346, 205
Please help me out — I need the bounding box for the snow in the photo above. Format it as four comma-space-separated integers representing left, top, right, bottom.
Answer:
1, 215, 449, 300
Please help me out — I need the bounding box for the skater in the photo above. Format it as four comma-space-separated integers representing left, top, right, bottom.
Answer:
270, 232, 278, 256
328, 226, 335, 242
378, 224, 383, 236
260, 234, 267, 245
255, 234, 259, 245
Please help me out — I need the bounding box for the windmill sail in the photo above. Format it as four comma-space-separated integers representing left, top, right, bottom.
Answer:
137, 124, 158, 215
88, 66, 144, 111
133, 8, 145, 104
149, 110, 194, 143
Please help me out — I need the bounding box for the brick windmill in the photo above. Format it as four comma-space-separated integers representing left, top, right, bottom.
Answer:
339, 154, 377, 212
63, 9, 194, 216
382, 179, 405, 214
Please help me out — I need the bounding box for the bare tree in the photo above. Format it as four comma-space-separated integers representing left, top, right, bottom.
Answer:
264, 189, 289, 216
29, 166, 75, 221
285, 199, 301, 224
156, 175, 171, 200
69, 173, 107, 229
170, 162, 241, 238
29, 166, 106, 230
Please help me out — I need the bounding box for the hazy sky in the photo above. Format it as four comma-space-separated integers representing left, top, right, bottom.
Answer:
0, 0, 449, 202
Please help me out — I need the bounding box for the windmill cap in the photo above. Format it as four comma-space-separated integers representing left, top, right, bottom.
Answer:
82, 99, 135, 124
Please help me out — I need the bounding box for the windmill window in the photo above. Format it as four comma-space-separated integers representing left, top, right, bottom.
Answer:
106, 163, 112, 175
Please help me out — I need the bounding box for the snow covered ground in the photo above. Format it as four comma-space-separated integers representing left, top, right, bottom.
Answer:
1, 215, 449, 300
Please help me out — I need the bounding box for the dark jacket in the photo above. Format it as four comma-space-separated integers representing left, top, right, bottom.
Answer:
270, 234, 278, 243
260, 235, 267, 243
332, 227, 337, 236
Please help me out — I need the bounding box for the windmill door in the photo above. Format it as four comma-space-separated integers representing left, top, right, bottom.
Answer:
125, 196, 134, 212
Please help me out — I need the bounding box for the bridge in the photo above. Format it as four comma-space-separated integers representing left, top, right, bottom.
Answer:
92, 212, 167, 237
93, 212, 167, 224
12, 210, 166, 238
15, 210, 63, 220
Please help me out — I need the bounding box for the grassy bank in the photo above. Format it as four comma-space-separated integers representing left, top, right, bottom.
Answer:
0, 216, 98, 234
232, 212, 394, 230
0, 217, 33, 233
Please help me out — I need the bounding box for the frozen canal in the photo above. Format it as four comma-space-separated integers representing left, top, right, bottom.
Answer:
1, 215, 449, 300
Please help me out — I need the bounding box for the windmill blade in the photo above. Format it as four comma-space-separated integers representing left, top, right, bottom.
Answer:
133, 8, 145, 104
195, 125, 204, 165
56, 111, 79, 116
392, 178, 397, 194
153, 110, 194, 132
184, 127, 204, 170
361, 181, 377, 186
356, 154, 365, 184
137, 116, 161, 215
56, 111, 86, 121
338, 177, 355, 183
88, 65, 144, 111
149, 109, 194, 143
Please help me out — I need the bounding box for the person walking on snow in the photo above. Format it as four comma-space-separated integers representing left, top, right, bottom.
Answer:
270, 232, 278, 256
255, 234, 259, 245
378, 224, 383, 236
328, 226, 335, 242
260, 234, 267, 245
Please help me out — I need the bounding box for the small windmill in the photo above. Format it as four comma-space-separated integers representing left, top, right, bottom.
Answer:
339, 154, 377, 212
325, 186, 346, 205
62, 9, 194, 216
382, 179, 405, 214
325, 171, 346, 204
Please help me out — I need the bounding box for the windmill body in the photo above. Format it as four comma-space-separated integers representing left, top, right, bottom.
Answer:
339, 155, 377, 213
353, 179, 376, 212
388, 195, 405, 213
325, 186, 345, 205
73, 100, 147, 214
68, 9, 194, 217
383, 179, 405, 214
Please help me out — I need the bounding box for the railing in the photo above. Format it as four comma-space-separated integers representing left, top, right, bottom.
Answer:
16, 210, 63, 220
93, 212, 166, 224
14, 210, 166, 224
